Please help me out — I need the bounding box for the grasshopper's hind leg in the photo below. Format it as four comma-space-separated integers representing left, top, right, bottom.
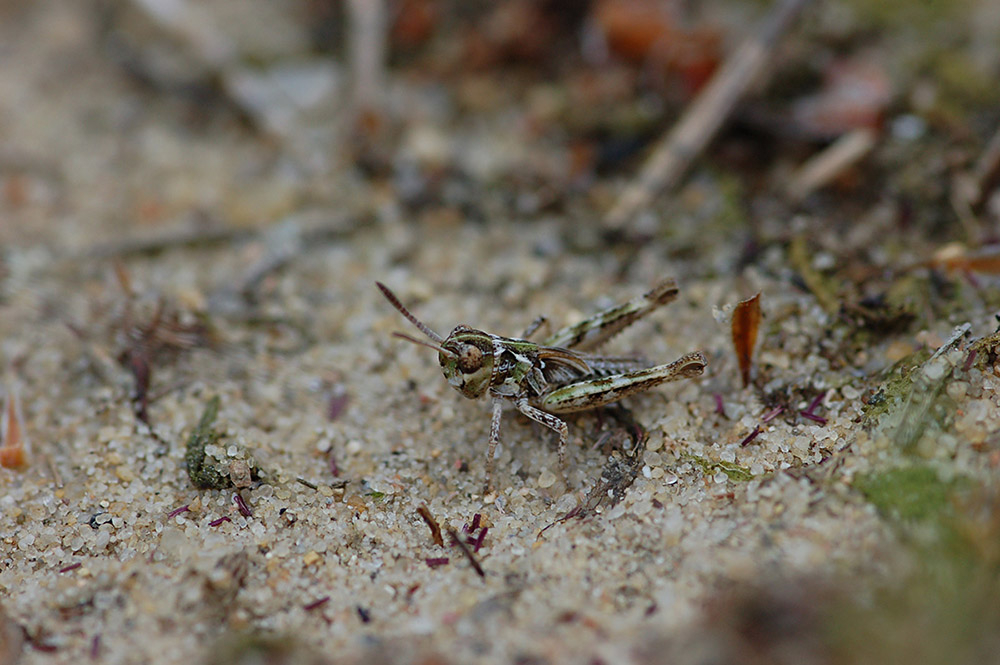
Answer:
542, 279, 679, 351
514, 397, 570, 474
541, 351, 707, 413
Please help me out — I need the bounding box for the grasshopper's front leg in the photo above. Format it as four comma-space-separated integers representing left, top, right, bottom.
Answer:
485, 398, 503, 492
485, 396, 570, 492
540, 351, 707, 413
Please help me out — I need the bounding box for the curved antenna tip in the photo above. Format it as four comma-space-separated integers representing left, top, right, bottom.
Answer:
376, 282, 445, 343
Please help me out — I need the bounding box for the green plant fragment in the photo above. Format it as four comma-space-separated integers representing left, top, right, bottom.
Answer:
683, 454, 754, 482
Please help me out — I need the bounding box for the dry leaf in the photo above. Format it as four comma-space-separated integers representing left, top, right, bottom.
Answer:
731, 293, 762, 388
0, 389, 28, 469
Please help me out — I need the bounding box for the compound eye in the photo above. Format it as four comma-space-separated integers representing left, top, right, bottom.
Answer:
458, 344, 483, 373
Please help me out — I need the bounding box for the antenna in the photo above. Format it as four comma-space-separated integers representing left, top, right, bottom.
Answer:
376, 282, 445, 344
392, 332, 455, 357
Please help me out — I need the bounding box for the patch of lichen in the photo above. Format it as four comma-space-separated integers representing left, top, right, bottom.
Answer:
185, 396, 263, 490
854, 465, 959, 523
966, 329, 1000, 371
860, 348, 932, 428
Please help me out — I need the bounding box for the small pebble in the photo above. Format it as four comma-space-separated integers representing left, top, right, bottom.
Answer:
923, 361, 947, 381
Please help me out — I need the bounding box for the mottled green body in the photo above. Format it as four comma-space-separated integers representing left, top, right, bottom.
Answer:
377, 280, 706, 490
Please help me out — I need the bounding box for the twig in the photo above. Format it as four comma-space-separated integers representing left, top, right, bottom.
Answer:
740, 425, 762, 447
970, 124, 1000, 210
786, 127, 877, 202
88, 213, 360, 265
87, 224, 253, 259
952, 121, 1000, 240
295, 477, 319, 490
235, 221, 305, 302
605, 0, 815, 231
41, 453, 64, 488
127, 0, 235, 68
417, 504, 444, 547
928, 323, 972, 362
347, 0, 387, 115
761, 405, 785, 423
448, 527, 485, 578
296, 477, 350, 491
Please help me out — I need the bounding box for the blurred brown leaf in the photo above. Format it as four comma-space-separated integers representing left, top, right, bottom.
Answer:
732, 293, 761, 388
593, 0, 721, 93
0, 387, 28, 469
391, 0, 437, 50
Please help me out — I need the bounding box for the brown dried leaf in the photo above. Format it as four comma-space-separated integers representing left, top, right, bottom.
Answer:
731, 293, 761, 388
417, 504, 444, 547
0, 389, 28, 469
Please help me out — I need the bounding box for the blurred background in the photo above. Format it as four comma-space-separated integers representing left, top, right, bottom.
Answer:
2, 0, 998, 253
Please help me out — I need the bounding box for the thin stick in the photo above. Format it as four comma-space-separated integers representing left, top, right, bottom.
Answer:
786, 127, 877, 202
967, 122, 1000, 213
605, 0, 815, 231
448, 527, 485, 578
952, 120, 1000, 240
347, 0, 387, 115
87, 213, 358, 260
88, 225, 253, 258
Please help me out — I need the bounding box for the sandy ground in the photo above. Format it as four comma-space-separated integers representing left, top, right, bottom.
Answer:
2, 3, 999, 664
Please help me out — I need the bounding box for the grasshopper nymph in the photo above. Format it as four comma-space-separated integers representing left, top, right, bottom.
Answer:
376, 280, 707, 491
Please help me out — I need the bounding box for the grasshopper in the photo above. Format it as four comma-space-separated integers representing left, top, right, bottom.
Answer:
376, 280, 707, 490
